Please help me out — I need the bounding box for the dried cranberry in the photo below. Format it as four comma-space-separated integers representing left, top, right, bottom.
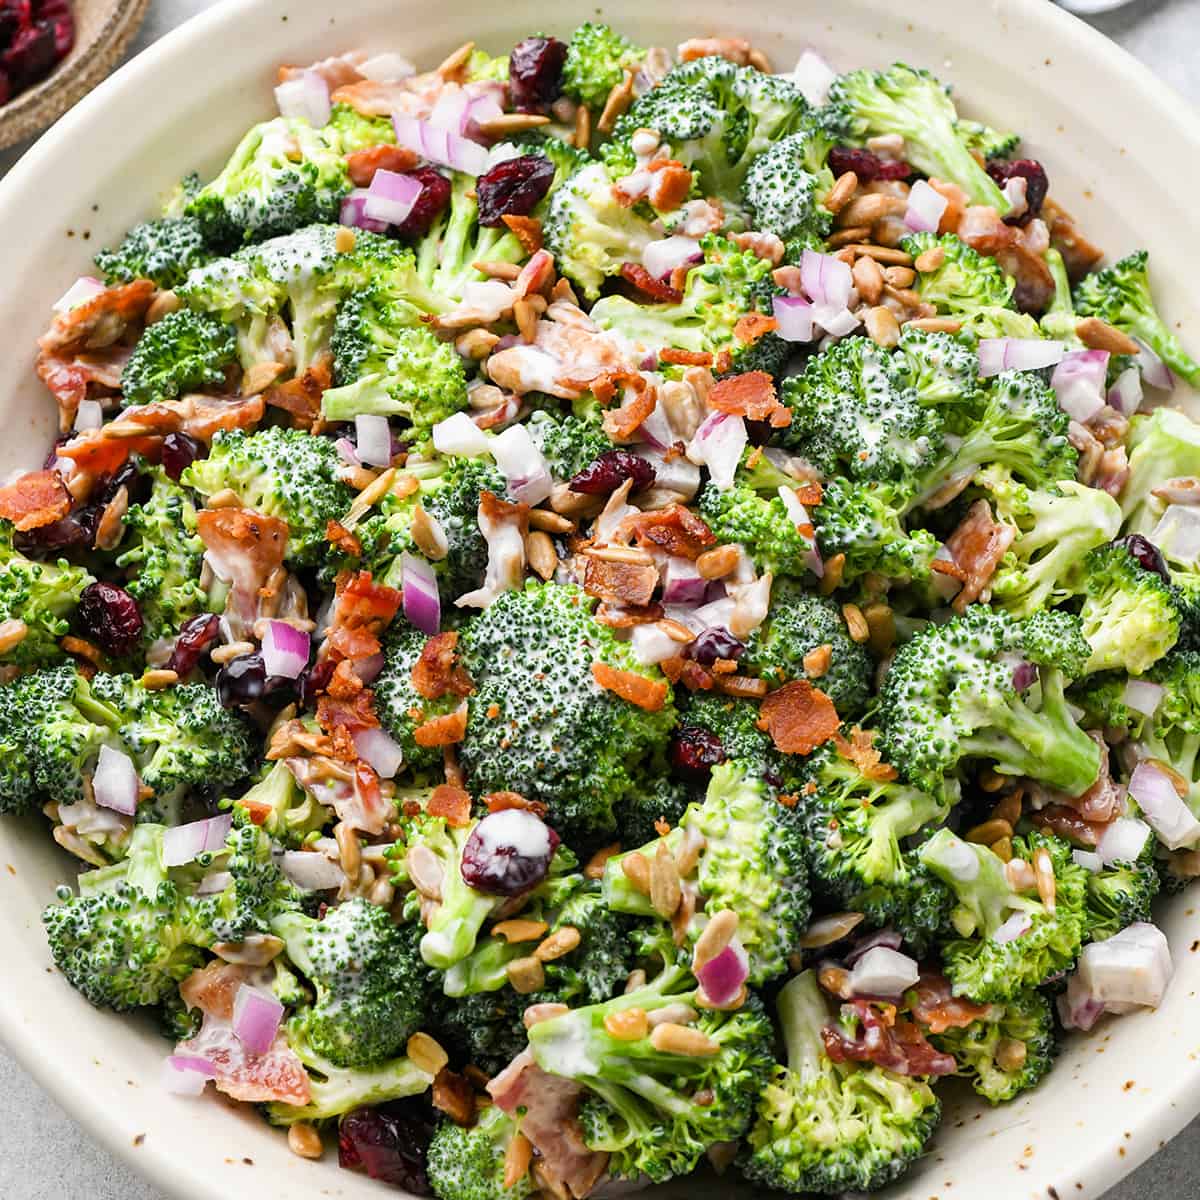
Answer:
986, 159, 1049, 225
14, 510, 91, 556
475, 155, 556, 228
339, 1103, 435, 1194
670, 725, 726, 780
508, 35, 566, 114
167, 614, 222, 676
460, 808, 559, 896
297, 656, 336, 707
684, 626, 745, 666
215, 652, 267, 708
77, 582, 143, 656
47, 8, 69, 56
160, 432, 204, 481
569, 449, 656, 496
828, 146, 913, 183
393, 167, 452, 239
0, 9, 19, 51
3, 20, 55, 89
1113, 533, 1170, 582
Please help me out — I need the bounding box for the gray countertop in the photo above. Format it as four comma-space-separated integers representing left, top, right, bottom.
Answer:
1, 0, 1199, 1196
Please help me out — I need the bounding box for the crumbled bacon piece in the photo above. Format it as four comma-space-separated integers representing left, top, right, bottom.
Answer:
583, 557, 659, 607
317, 689, 379, 737
733, 313, 779, 345
1030, 804, 1107, 847
345, 144, 420, 186
757, 680, 840, 755
428, 783, 473, 827
602, 386, 657, 441
591, 662, 669, 711
618, 505, 715, 559
411, 631, 475, 700
326, 519, 362, 557
659, 348, 713, 367
661, 657, 714, 691
930, 557, 968, 582
326, 659, 366, 700
1057, 732, 1122, 822
333, 570, 403, 632
484, 790, 548, 818
265, 359, 332, 428
0, 470, 71, 531
620, 262, 683, 303
908, 974, 994, 1035
795, 481, 823, 507
1042, 198, 1104, 282
433, 1067, 476, 1126
647, 165, 692, 212
822, 1000, 957, 1077
38, 279, 155, 356
325, 624, 382, 663
707, 370, 790, 427
413, 701, 469, 747
595, 601, 664, 628
833, 727, 898, 782
945, 500, 1016, 612
502, 214, 544, 255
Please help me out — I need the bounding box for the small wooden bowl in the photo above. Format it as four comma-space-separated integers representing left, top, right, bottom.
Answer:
0, 0, 151, 149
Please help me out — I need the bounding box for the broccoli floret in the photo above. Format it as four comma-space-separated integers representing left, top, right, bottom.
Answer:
920, 829, 1087, 1001
901, 232, 1040, 339
888, 325, 983, 425
427, 1103, 535, 1200
224, 761, 331, 848
530, 961, 775, 1183
272, 899, 426, 1068
321, 102, 397, 154
561, 22, 646, 111
1173, 570, 1200, 653
697, 476, 815, 580
604, 761, 809, 985
801, 741, 954, 954
744, 582, 872, 715
0, 523, 93, 667
676, 692, 794, 786
1086, 842, 1160, 944
431, 988, 530, 1076
618, 771, 694, 849
878, 606, 1101, 796
957, 121, 1021, 161
929, 988, 1056, 1104
1120, 407, 1200, 542
826, 64, 1009, 211
742, 130, 834, 251
94, 215, 212, 288
1076, 540, 1181, 675
186, 117, 350, 246
115, 469, 211, 644
1074, 250, 1200, 388
120, 309, 237, 407
182, 426, 354, 567
458, 581, 677, 839
525, 405, 611, 482
741, 970, 941, 1194
980, 468, 1123, 618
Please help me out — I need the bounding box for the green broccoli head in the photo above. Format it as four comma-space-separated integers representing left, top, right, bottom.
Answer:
1120, 407, 1200, 541
561, 22, 646, 111
742, 970, 941, 1195
525, 405, 611, 482
744, 582, 873, 715
224, 760, 331, 848
458, 581, 677, 839
427, 1103, 535, 1200
0, 523, 93, 668
617, 770, 694, 849
878, 606, 1101, 796
182, 426, 354, 567
929, 988, 1056, 1104
741, 129, 834, 250
1086, 840, 1160, 944
919, 829, 1087, 1001
321, 102, 397, 154
675, 692, 801, 791
94, 215, 213, 288
1074, 250, 1200, 388
888, 324, 982, 425
1077, 540, 1181, 675
697, 478, 815, 580
826, 64, 1009, 211
120, 308, 237, 407
957, 120, 1021, 161
272, 899, 426, 1068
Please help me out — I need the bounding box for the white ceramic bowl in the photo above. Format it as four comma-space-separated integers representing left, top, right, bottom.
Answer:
2, 1, 1199, 1197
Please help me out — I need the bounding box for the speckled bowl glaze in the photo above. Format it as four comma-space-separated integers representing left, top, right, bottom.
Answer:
0, 1, 1198, 1197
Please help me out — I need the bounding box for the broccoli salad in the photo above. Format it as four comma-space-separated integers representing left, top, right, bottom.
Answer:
4, 21, 1200, 1199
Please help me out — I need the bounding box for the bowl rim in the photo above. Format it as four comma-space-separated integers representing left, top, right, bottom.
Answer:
3, 1, 1200, 1198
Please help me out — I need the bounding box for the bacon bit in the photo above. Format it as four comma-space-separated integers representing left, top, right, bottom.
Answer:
432, 1067, 476, 1127
647, 165, 693, 212
618, 506, 715, 559
707, 370, 790, 428
930, 557, 968, 582
265, 359, 332, 429
733, 314, 779, 345
603, 386, 657, 441
98, 391, 266, 444
678, 660, 716, 691
502, 214, 544, 255
908, 974, 993, 1035
833, 727, 898, 782
620, 262, 683, 304
38, 279, 155, 356
795, 481, 823, 507
1061, 732, 1122, 822
653, 817, 671, 838
485, 790, 549, 818
678, 36, 752, 64
486, 703, 500, 719
716, 674, 768, 699
823, 1000, 956, 1077
1042, 198, 1104, 282
583, 557, 659, 607
1030, 804, 1107, 847
0, 470, 71, 531
945, 499, 1016, 612
345, 143, 420, 186
326, 659, 365, 700
660, 348, 713, 367
595, 601, 664, 628
413, 702, 469, 747
333, 570, 403, 633
777, 792, 799, 808
712, 349, 733, 375
326, 519, 362, 557
428, 784, 473, 827
37, 348, 127, 433
411, 631, 475, 700
591, 662, 669, 712
317, 690, 379, 739
325, 624, 382, 663
757, 680, 840, 756
928, 178, 968, 236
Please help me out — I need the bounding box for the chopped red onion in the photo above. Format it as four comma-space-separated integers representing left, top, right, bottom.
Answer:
364, 168, 423, 225
1051, 349, 1109, 422
633, 447, 700, 499
848, 945, 920, 997
814, 304, 861, 338
804, 543, 825, 579
904, 180, 948, 234
393, 115, 489, 175
464, 88, 505, 139
1135, 339, 1175, 390
1150, 504, 1200, 567
162, 813, 233, 867
1058, 972, 1106, 1032
777, 486, 812, 533
491, 424, 552, 505
260, 621, 310, 680
696, 941, 750, 1006
631, 622, 681, 666
358, 52, 416, 83
1072, 849, 1103, 873
356, 652, 385, 685
433, 411, 491, 457
163, 1054, 216, 1097
401, 553, 441, 635
687, 412, 746, 492
1123, 678, 1165, 717
844, 927, 903, 967
53, 275, 105, 313
1010, 660, 1039, 692
1074, 921, 1173, 1013
353, 726, 405, 779
801, 249, 852, 311
92, 744, 139, 815
428, 87, 470, 134
1107, 365, 1143, 416
642, 236, 703, 281
635, 402, 673, 452
353, 414, 393, 469
661, 558, 707, 605
1097, 817, 1151, 866
773, 295, 815, 343
274, 70, 331, 127
789, 48, 837, 107
1128, 761, 1200, 849
334, 436, 362, 467
74, 399, 104, 431
692, 596, 737, 633
232, 984, 284, 1056
280, 849, 345, 891
978, 337, 1066, 377
339, 190, 390, 233
992, 911, 1033, 943
196, 870, 233, 896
